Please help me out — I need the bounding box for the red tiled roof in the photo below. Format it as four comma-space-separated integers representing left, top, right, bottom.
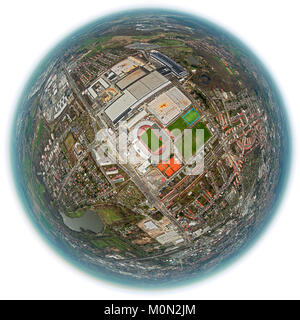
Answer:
157, 164, 165, 172
161, 161, 168, 169
165, 167, 174, 177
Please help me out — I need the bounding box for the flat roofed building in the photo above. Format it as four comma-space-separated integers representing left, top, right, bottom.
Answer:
144, 221, 158, 230
99, 78, 109, 89
156, 231, 183, 245
140, 70, 168, 90
87, 77, 109, 99
127, 109, 147, 129
127, 70, 169, 100
116, 68, 147, 90
88, 87, 97, 99
104, 90, 137, 123
165, 86, 191, 110
127, 81, 150, 100
104, 71, 170, 124
147, 91, 181, 125
111, 56, 145, 76
150, 50, 188, 78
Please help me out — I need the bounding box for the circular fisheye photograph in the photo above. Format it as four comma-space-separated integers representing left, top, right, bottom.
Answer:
11, 8, 290, 288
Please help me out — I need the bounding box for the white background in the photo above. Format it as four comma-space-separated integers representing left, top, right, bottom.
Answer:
1, 0, 299, 299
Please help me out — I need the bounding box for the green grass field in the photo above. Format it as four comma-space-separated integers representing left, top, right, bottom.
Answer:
167, 117, 188, 136
194, 121, 211, 142
92, 236, 128, 252
151, 39, 183, 46
175, 129, 201, 159
79, 35, 113, 51
175, 122, 211, 159
96, 207, 122, 225
140, 128, 162, 152
36, 121, 44, 146
183, 109, 200, 124
64, 133, 75, 150
66, 210, 84, 218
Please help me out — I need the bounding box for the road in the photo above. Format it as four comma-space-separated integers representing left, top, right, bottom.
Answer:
128, 165, 191, 245
57, 142, 97, 200
63, 65, 102, 129
62, 63, 260, 247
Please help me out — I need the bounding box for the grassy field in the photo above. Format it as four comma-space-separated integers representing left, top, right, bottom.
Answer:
37, 182, 45, 198
92, 236, 128, 252
95, 206, 122, 225
167, 117, 188, 136
23, 154, 31, 175
91, 239, 108, 249
194, 121, 211, 143
66, 210, 84, 218
67, 206, 124, 224
140, 128, 162, 152
175, 122, 211, 159
183, 109, 200, 125
151, 39, 183, 46
79, 35, 113, 51
64, 133, 75, 150
175, 129, 201, 159
36, 121, 44, 146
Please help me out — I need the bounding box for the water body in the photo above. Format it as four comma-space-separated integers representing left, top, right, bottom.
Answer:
200, 74, 211, 85
60, 210, 104, 233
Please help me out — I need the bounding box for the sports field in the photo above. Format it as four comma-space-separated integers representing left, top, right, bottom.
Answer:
140, 128, 163, 152
175, 129, 201, 159
194, 121, 211, 142
183, 108, 200, 125
167, 117, 188, 136
175, 122, 211, 159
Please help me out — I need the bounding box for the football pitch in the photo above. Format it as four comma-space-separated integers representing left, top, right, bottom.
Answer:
183, 108, 200, 125
140, 128, 163, 152
167, 108, 201, 136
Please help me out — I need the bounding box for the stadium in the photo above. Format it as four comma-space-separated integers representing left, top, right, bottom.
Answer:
131, 120, 172, 164
138, 125, 164, 155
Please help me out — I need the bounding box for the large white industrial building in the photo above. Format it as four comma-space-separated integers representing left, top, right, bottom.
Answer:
103, 71, 170, 124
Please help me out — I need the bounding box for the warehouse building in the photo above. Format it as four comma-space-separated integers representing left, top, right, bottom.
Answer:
103, 71, 170, 124
116, 68, 147, 90
147, 87, 191, 125
127, 70, 170, 99
165, 86, 191, 110
104, 90, 137, 124
111, 56, 145, 76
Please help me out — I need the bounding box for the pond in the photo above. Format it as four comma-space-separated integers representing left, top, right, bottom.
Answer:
59, 210, 104, 233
